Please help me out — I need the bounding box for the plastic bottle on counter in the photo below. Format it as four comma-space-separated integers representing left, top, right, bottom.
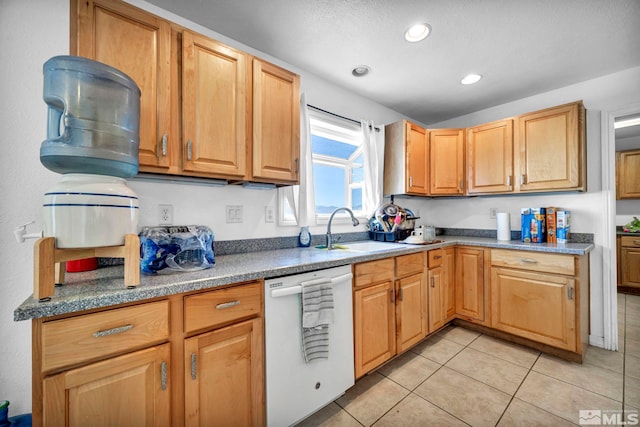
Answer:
0, 401, 32, 427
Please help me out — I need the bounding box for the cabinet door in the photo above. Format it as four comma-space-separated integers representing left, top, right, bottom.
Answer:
184, 317, 264, 427
182, 30, 248, 178
517, 102, 584, 191
491, 267, 576, 351
621, 247, 640, 287
429, 129, 465, 195
406, 122, 429, 194
455, 247, 485, 322
443, 247, 456, 320
467, 119, 514, 194
354, 281, 396, 378
617, 150, 640, 199
252, 59, 300, 183
428, 266, 444, 333
75, 0, 171, 170
43, 343, 170, 427
396, 273, 426, 352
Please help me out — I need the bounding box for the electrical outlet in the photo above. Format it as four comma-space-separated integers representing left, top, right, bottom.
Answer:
159, 204, 173, 225
226, 205, 243, 223
265, 206, 274, 223
489, 207, 498, 219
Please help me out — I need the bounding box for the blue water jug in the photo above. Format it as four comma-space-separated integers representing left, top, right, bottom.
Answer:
40, 56, 141, 178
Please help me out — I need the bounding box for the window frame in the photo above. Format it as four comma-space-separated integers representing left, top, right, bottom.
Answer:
278, 109, 366, 226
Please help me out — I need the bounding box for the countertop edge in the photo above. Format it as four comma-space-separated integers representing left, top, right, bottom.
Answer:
14, 237, 593, 321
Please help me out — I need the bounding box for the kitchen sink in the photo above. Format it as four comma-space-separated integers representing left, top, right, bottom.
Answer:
316, 241, 408, 252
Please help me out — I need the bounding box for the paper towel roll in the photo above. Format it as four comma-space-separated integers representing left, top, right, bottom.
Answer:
497, 212, 511, 241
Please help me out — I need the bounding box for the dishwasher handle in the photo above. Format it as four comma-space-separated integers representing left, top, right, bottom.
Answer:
270, 272, 353, 298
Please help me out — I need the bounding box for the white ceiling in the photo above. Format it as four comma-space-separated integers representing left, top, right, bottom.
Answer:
146, 0, 640, 125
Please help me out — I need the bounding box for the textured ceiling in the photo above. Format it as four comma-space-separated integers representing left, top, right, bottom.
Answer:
145, 0, 640, 125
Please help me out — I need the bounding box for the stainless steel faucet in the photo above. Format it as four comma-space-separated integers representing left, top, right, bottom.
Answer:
326, 207, 360, 249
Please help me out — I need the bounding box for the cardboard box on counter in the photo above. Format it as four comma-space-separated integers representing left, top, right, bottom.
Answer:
521, 208, 546, 243
546, 207, 560, 243
556, 210, 571, 243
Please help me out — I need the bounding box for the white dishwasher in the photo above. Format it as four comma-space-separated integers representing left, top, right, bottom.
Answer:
264, 265, 354, 427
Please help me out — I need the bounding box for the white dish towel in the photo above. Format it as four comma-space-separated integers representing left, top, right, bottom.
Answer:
301, 278, 334, 363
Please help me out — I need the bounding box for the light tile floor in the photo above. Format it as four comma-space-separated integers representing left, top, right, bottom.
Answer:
296, 293, 640, 426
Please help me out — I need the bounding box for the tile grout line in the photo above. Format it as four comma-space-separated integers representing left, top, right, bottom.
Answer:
494, 352, 544, 426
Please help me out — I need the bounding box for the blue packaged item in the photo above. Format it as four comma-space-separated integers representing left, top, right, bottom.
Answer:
0, 401, 32, 427
140, 225, 214, 274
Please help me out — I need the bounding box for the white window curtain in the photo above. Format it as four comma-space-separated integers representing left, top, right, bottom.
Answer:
279, 93, 316, 226
361, 120, 385, 217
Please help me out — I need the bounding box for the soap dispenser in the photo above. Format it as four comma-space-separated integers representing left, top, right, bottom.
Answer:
298, 226, 311, 247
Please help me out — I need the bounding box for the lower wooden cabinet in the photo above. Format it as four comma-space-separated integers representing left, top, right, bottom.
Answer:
428, 247, 456, 333
353, 280, 396, 378
184, 317, 263, 427
455, 247, 488, 324
32, 281, 265, 427
620, 236, 640, 288
353, 253, 426, 378
491, 267, 576, 350
490, 249, 589, 354
42, 344, 171, 427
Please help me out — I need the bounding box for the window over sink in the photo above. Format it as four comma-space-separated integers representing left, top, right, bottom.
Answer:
281, 109, 366, 224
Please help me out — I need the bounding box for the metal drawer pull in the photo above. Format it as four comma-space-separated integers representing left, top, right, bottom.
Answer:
520, 258, 538, 264
434, 255, 442, 260
634, 240, 640, 246
191, 353, 197, 380
93, 324, 133, 338
216, 300, 240, 310
161, 361, 168, 390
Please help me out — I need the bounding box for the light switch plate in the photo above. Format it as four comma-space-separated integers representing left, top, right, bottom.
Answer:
226, 205, 243, 223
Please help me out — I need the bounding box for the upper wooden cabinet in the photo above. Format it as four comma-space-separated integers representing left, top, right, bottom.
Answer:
517, 101, 585, 192
384, 121, 429, 195
429, 129, 465, 195
617, 149, 640, 199
182, 30, 248, 178
73, 0, 300, 185
251, 59, 300, 183
74, 0, 171, 170
466, 119, 514, 194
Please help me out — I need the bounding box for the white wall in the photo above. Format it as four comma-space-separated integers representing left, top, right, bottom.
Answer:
0, 0, 405, 413
409, 66, 640, 348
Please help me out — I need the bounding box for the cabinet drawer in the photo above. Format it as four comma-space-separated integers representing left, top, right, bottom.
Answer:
491, 249, 575, 276
396, 252, 424, 277
41, 300, 169, 373
184, 282, 262, 333
354, 258, 394, 288
621, 236, 640, 248
427, 249, 443, 269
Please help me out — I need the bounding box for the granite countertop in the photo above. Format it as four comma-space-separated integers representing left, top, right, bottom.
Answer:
14, 236, 594, 322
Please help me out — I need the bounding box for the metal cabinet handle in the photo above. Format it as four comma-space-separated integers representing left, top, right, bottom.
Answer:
459, 180, 464, 190
161, 361, 168, 390
187, 139, 193, 161
431, 277, 435, 288
390, 289, 395, 303
191, 353, 197, 380
434, 255, 442, 260
161, 134, 168, 156
398, 288, 404, 302
507, 175, 512, 187
634, 240, 640, 246
520, 258, 538, 264
567, 287, 574, 300
93, 324, 133, 338
520, 174, 526, 185
409, 176, 413, 188
216, 300, 240, 310
294, 158, 299, 173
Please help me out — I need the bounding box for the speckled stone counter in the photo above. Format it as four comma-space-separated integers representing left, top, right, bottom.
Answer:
14, 236, 593, 322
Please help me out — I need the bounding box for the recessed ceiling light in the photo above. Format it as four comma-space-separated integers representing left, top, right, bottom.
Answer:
461, 73, 482, 85
352, 65, 371, 77
615, 115, 640, 129
405, 23, 431, 42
